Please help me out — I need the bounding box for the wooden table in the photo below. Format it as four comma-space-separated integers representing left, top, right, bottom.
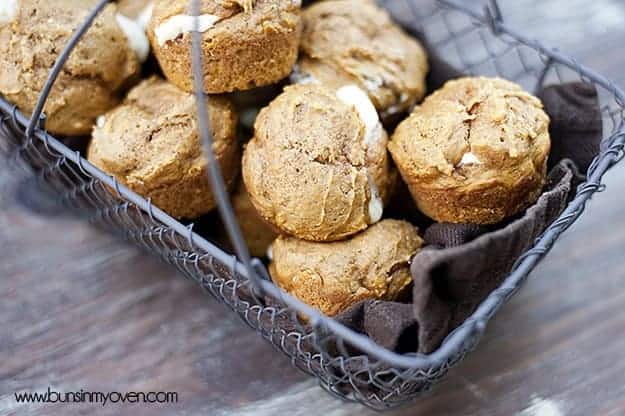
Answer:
2, 1, 625, 415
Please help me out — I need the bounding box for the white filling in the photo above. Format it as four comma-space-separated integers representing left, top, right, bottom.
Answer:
458, 152, 481, 166
336, 84, 382, 147
367, 175, 383, 224
154, 14, 219, 46
116, 13, 150, 62
0, 0, 18, 24
136, 1, 154, 30
96, 115, 106, 128
266, 245, 273, 261
336, 85, 385, 223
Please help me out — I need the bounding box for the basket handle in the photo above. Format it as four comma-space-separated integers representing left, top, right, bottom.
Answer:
25, 0, 112, 138
188, 0, 266, 296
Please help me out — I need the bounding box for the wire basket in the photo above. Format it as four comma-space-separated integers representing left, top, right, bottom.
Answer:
1, 0, 624, 410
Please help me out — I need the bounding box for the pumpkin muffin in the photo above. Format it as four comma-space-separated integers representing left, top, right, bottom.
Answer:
87, 77, 239, 219
269, 219, 423, 317
242, 84, 396, 242
148, 0, 302, 94
0, 0, 146, 136
389, 77, 551, 224
292, 0, 428, 120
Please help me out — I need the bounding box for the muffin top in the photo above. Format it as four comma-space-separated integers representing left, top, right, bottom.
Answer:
389, 77, 551, 189
0, 0, 144, 135
242, 83, 395, 242
149, 0, 300, 47
269, 219, 423, 317
88, 76, 237, 194
295, 0, 429, 118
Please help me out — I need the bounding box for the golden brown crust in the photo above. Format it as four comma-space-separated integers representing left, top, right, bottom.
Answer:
148, 0, 302, 93
269, 219, 423, 317
242, 84, 396, 242
0, 0, 141, 136
231, 179, 277, 258
87, 76, 239, 219
388, 77, 551, 224
295, 0, 428, 119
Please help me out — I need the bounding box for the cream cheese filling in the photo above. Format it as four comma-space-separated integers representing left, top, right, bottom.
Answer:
116, 13, 150, 62
335, 84, 385, 224
154, 14, 220, 46
458, 152, 481, 166
336, 84, 382, 148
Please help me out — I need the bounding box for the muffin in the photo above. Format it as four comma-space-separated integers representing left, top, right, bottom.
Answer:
292, 0, 428, 120
388, 77, 551, 225
269, 219, 423, 317
231, 179, 277, 258
87, 77, 239, 219
242, 84, 396, 242
148, 0, 302, 94
0, 0, 146, 136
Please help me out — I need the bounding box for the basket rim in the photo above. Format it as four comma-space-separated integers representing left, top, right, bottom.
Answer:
1, 0, 624, 371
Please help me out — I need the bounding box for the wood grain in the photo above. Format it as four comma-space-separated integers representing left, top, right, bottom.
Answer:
2, 1, 625, 415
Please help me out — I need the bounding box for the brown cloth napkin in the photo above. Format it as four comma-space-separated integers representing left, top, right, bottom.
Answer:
410, 160, 581, 353
333, 50, 603, 353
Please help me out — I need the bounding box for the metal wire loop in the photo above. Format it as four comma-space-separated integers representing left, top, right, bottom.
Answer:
111, 176, 122, 198
145, 198, 156, 222
187, 223, 196, 249
74, 151, 89, 176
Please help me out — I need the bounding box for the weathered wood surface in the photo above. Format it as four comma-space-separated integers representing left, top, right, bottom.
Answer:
1, 1, 625, 415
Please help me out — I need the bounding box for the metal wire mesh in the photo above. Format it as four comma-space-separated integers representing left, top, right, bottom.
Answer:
1, 0, 624, 410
